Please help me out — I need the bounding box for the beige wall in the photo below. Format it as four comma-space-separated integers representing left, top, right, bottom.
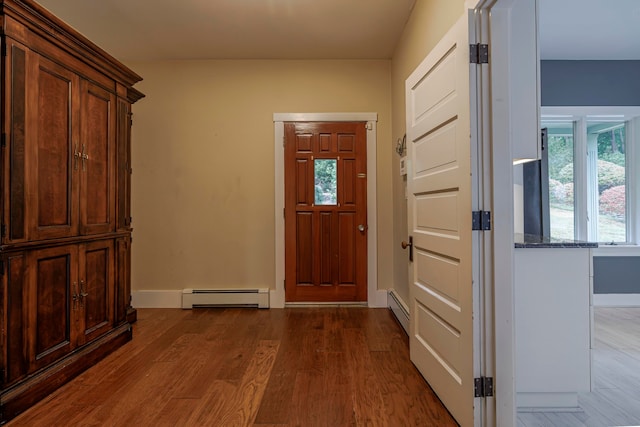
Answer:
127, 59, 392, 293
390, 0, 465, 304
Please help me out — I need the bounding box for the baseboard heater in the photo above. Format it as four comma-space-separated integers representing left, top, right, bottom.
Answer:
182, 288, 269, 309
388, 290, 409, 335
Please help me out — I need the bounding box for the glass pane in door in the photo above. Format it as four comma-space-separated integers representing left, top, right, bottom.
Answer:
314, 159, 337, 205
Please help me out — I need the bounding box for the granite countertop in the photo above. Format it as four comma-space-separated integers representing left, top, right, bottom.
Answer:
515, 233, 599, 249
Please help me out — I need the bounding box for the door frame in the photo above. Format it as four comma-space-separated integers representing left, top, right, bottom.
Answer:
272, 113, 385, 308
472, 0, 532, 424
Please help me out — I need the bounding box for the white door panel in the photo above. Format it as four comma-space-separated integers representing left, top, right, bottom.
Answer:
406, 12, 475, 427
416, 251, 461, 305
414, 122, 458, 174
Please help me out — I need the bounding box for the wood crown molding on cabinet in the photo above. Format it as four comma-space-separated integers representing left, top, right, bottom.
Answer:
1, 0, 142, 87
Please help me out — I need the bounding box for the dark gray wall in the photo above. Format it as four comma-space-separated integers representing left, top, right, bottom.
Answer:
541, 60, 640, 106
593, 256, 640, 294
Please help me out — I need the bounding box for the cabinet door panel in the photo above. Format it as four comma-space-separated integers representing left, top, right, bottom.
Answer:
80, 81, 116, 235
28, 245, 78, 372
116, 99, 132, 231
3, 253, 28, 386
3, 40, 28, 244
115, 237, 131, 324
29, 55, 80, 240
78, 240, 115, 344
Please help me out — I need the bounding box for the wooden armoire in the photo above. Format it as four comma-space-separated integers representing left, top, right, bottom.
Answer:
0, 0, 144, 422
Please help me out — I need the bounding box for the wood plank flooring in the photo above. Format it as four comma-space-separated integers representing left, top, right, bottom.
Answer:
517, 307, 640, 427
8, 307, 457, 426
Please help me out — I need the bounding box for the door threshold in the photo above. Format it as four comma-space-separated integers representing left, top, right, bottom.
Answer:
285, 302, 368, 308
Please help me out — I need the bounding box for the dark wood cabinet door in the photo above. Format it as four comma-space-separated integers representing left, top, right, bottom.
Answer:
27, 245, 78, 373
28, 54, 80, 241
79, 80, 116, 235
116, 99, 132, 231
77, 239, 115, 345
114, 237, 131, 324
2, 40, 29, 245
2, 252, 28, 387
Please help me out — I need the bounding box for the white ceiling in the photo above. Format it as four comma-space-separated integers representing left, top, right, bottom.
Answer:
539, 0, 640, 60
36, 0, 416, 61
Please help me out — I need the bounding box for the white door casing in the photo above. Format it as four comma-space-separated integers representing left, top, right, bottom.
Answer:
273, 113, 385, 309
406, 13, 476, 427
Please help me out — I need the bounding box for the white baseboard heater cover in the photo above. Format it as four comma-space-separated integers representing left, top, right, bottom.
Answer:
182, 288, 269, 309
388, 290, 409, 335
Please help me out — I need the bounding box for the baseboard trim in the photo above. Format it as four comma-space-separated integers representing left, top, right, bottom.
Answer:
388, 289, 409, 335
593, 293, 640, 307
369, 289, 388, 308
516, 392, 579, 411
131, 290, 182, 308
133, 288, 388, 309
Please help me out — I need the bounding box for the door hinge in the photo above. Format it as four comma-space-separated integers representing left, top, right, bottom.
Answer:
283, 208, 285, 219
1, 133, 6, 148
472, 211, 491, 231
470, 43, 489, 64
365, 122, 373, 131
283, 279, 286, 289
474, 376, 494, 398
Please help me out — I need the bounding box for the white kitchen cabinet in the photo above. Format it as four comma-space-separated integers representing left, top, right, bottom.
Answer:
515, 247, 592, 409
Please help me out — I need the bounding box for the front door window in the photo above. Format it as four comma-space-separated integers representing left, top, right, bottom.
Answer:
314, 159, 337, 205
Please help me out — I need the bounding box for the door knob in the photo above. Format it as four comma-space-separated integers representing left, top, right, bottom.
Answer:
358, 224, 366, 232
401, 236, 413, 262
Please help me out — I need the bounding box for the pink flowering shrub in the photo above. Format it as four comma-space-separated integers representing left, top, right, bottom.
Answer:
600, 185, 625, 218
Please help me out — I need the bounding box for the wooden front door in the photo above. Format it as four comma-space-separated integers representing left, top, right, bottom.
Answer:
406, 13, 475, 427
284, 122, 367, 302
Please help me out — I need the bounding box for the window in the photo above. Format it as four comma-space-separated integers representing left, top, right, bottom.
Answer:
545, 121, 575, 240
542, 109, 638, 244
588, 121, 626, 243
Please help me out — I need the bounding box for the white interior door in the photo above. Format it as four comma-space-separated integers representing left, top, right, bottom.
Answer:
406, 13, 475, 427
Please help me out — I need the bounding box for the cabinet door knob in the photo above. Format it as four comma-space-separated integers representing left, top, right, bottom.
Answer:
81, 144, 89, 171
73, 144, 81, 170
72, 281, 79, 310
79, 280, 89, 307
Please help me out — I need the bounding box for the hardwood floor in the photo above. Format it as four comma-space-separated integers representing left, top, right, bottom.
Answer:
517, 307, 640, 427
8, 307, 457, 426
